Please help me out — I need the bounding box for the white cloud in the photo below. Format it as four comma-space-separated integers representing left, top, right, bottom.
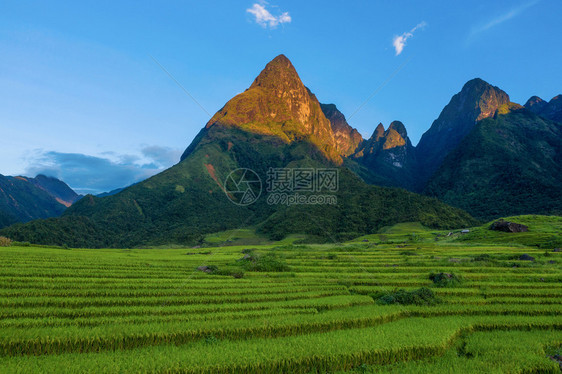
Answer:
392, 21, 427, 56
247, 2, 291, 29
24, 146, 182, 195
470, 0, 539, 37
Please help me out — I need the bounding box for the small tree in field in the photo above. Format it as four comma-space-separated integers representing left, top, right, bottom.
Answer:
0, 236, 12, 247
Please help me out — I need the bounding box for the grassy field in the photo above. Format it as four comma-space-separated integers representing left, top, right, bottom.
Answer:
0, 215, 561, 373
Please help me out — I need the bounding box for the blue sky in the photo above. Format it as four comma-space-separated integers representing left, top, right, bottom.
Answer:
1, 0, 560, 194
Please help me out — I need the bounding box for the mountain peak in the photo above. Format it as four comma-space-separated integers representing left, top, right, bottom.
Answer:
541, 94, 562, 122
523, 94, 562, 122
459, 78, 510, 120
372, 123, 385, 140
461, 77, 488, 89
250, 54, 302, 91
270, 54, 292, 66
415, 78, 510, 189
524, 96, 547, 114
353, 121, 417, 188
199, 55, 342, 164
526, 95, 545, 104
388, 121, 407, 139
460, 78, 502, 94
358, 121, 411, 153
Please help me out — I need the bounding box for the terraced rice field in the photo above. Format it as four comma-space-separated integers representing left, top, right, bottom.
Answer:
0, 237, 561, 373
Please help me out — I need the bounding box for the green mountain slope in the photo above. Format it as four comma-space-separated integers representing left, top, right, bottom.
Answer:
259, 167, 476, 242
2, 125, 476, 247
30, 174, 81, 206
415, 78, 510, 189
424, 105, 562, 220
0, 174, 77, 228
0, 209, 17, 228
524, 94, 562, 123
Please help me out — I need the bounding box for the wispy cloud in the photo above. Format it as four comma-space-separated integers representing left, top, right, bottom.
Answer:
470, 0, 539, 37
25, 146, 182, 195
246, 1, 291, 29
392, 22, 426, 56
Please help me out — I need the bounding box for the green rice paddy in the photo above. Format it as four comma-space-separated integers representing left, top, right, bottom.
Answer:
0, 215, 560, 373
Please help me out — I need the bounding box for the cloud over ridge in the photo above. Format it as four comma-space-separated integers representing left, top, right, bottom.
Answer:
25, 146, 182, 195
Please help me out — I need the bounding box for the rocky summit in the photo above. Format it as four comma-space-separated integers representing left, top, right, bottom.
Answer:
352, 121, 417, 189
320, 103, 363, 157
201, 54, 343, 164
525, 94, 562, 123
415, 78, 510, 188
354, 121, 411, 162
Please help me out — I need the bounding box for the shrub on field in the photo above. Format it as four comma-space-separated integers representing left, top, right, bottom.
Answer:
196, 265, 218, 273
240, 252, 290, 272
400, 250, 418, 256
409, 233, 420, 242
429, 272, 463, 287
204, 335, 218, 345
472, 254, 492, 262
371, 287, 439, 306
0, 236, 12, 247
354, 363, 369, 373
197, 265, 244, 278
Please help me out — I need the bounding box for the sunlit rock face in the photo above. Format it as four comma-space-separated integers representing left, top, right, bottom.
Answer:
320, 103, 363, 157
353, 121, 417, 188
204, 54, 342, 164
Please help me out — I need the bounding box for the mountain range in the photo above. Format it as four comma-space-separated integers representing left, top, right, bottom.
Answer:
524, 95, 562, 122
1, 54, 560, 246
0, 174, 81, 228
349, 79, 562, 219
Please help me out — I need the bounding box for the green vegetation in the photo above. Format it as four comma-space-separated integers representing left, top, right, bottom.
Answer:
238, 252, 291, 272
340, 330, 562, 373
0, 127, 477, 248
425, 108, 562, 220
429, 272, 463, 287
458, 215, 562, 248
203, 229, 270, 246
257, 167, 477, 242
0, 175, 69, 229
0, 218, 560, 372
372, 287, 439, 306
